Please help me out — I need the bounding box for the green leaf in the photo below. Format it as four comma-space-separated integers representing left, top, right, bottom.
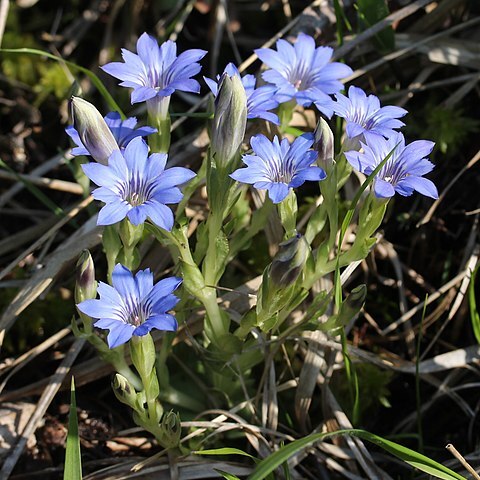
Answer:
469, 266, 480, 344
64, 377, 82, 480
247, 429, 466, 480
194, 447, 256, 459
214, 470, 242, 480
356, 0, 395, 52
0, 48, 124, 117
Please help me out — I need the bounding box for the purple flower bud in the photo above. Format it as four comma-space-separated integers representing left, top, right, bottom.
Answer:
75, 250, 97, 304
70, 97, 119, 165
112, 373, 138, 408
313, 117, 334, 169
270, 234, 309, 287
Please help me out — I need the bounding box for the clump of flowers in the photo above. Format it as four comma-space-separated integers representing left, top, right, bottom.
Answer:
67, 30, 440, 467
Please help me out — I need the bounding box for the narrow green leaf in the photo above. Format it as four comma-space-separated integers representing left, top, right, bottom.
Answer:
356, 0, 395, 51
469, 266, 480, 343
194, 447, 256, 459
214, 470, 242, 480
64, 377, 82, 480
247, 429, 466, 480
0, 48, 124, 117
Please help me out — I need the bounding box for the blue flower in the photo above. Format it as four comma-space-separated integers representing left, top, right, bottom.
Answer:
205, 63, 280, 124
77, 264, 180, 349
82, 137, 195, 229
230, 134, 326, 203
101, 33, 207, 106
255, 33, 352, 116
344, 132, 438, 199
66, 112, 156, 157
333, 86, 407, 141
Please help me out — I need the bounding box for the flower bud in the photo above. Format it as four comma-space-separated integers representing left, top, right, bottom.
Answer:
70, 97, 119, 165
112, 373, 138, 409
159, 410, 181, 448
211, 73, 247, 169
270, 234, 309, 287
130, 334, 157, 379
313, 117, 334, 169
337, 284, 367, 326
75, 250, 97, 304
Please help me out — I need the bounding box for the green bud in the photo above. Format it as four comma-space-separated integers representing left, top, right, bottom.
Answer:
75, 250, 97, 303
337, 285, 367, 326
102, 225, 123, 280
211, 73, 247, 169
112, 373, 138, 409
313, 117, 334, 169
270, 234, 309, 287
130, 334, 157, 380
119, 218, 144, 249
70, 97, 119, 165
159, 410, 181, 449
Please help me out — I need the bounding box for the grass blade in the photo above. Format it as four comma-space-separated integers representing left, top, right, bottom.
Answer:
64, 377, 82, 480
469, 266, 480, 343
247, 429, 466, 480
194, 447, 256, 459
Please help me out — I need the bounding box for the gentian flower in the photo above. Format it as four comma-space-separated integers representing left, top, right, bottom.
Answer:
230, 134, 326, 203
205, 63, 280, 124
82, 136, 195, 230
77, 264, 181, 348
255, 33, 352, 117
66, 111, 156, 158
101, 33, 207, 120
344, 132, 438, 199
333, 86, 407, 142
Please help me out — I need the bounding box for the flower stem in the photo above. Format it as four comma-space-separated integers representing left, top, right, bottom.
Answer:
203, 210, 224, 286
277, 191, 298, 238
148, 115, 171, 153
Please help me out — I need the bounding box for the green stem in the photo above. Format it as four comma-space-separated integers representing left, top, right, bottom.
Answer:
201, 286, 228, 343
153, 224, 228, 345
277, 191, 298, 238
278, 100, 296, 133
203, 210, 224, 286
148, 115, 171, 153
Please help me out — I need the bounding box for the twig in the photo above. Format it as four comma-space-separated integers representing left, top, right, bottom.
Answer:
0, 170, 84, 195
381, 270, 468, 335
446, 443, 480, 479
